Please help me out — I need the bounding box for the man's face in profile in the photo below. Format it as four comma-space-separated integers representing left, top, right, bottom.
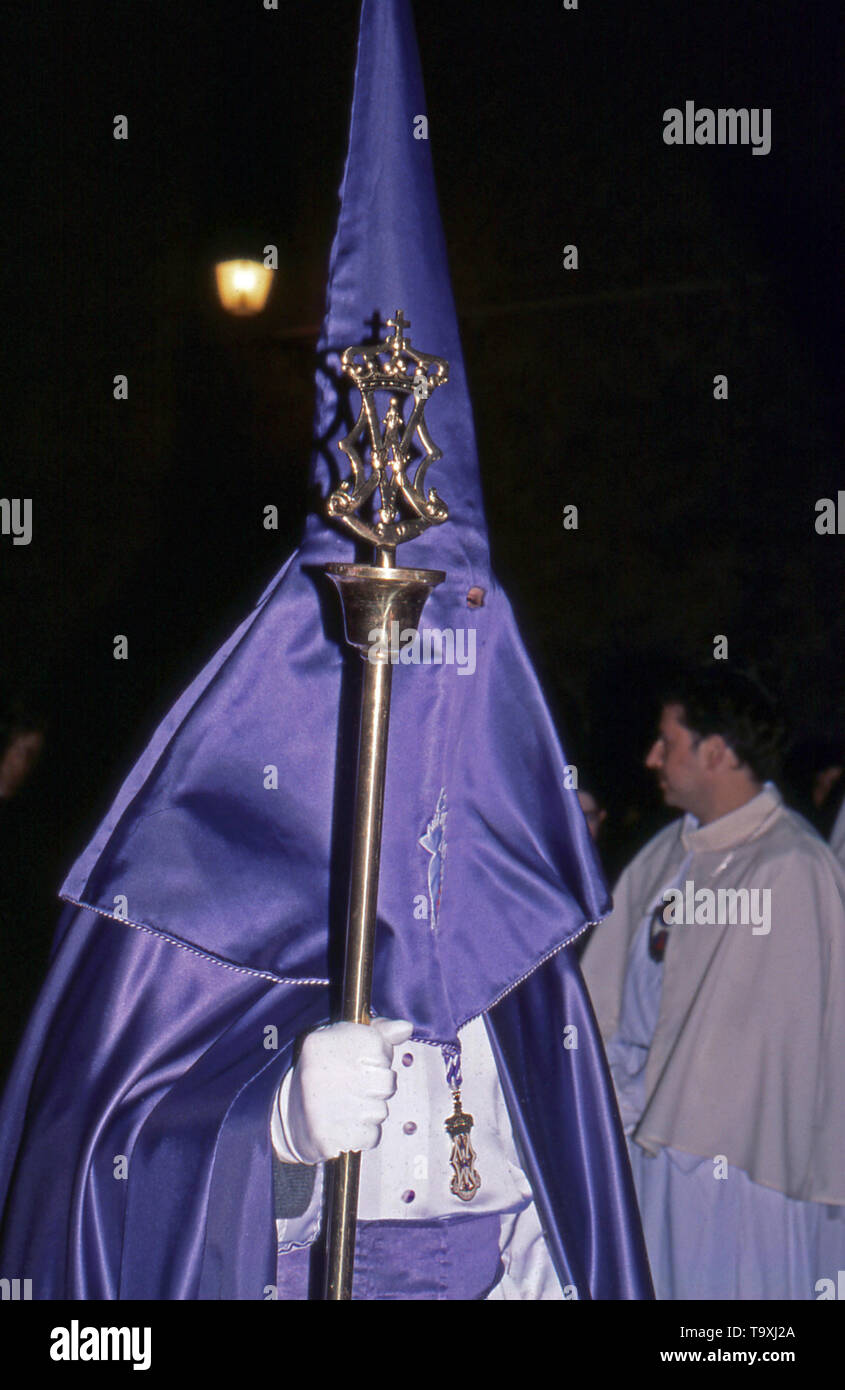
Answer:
644, 704, 706, 815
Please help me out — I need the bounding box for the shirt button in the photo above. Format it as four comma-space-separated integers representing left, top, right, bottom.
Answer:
401, 1189, 415, 1204
401, 1053, 414, 1067
402, 1121, 417, 1135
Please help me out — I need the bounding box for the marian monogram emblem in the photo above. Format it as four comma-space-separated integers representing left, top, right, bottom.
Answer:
327, 311, 450, 562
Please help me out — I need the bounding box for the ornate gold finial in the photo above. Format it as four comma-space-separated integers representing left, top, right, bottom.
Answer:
327, 311, 450, 558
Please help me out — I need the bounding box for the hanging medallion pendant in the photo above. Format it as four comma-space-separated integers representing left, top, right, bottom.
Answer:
445, 1091, 481, 1201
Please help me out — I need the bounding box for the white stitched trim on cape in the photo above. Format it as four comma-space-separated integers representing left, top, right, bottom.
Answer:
59, 894, 330, 987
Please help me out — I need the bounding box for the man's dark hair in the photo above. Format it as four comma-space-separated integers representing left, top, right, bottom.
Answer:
660, 667, 785, 784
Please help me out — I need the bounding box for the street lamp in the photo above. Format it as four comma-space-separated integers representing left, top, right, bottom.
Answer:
214, 259, 274, 316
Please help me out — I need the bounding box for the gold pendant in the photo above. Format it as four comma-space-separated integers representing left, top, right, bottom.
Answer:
445, 1091, 481, 1202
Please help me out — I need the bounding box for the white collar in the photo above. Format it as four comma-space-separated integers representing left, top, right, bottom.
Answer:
680, 782, 782, 853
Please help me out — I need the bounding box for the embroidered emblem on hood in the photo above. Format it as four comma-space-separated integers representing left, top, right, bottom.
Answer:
419, 788, 447, 929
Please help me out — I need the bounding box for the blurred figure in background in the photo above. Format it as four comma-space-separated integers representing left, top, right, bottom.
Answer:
0, 692, 51, 1079
577, 785, 607, 844
782, 733, 845, 838
573, 780, 608, 963
829, 788, 845, 867
0, 702, 45, 802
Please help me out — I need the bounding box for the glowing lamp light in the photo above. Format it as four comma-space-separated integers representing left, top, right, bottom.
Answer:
215, 259, 274, 316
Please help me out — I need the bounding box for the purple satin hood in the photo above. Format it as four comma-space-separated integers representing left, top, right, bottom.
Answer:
59, 0, 609, 1045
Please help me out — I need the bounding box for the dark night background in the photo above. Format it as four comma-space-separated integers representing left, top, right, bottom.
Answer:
1, 0, 841, 1073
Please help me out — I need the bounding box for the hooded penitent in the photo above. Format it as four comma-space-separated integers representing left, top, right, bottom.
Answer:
0, 0, 652, 1299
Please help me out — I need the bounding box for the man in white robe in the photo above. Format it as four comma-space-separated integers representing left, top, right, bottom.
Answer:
582, 667, 845, 1299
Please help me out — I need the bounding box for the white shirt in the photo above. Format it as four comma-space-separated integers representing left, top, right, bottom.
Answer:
271, 1012, 565, 1298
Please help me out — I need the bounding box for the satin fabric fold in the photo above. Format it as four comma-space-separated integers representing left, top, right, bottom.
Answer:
487, 953, 653, 1300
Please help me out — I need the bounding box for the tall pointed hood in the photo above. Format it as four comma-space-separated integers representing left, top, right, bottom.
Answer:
60, 0, 608, 1044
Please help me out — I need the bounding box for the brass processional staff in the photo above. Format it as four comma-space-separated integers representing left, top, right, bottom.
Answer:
323, 311, 450, 1299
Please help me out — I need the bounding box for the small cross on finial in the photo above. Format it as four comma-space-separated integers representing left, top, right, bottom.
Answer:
387, 310, 411, 350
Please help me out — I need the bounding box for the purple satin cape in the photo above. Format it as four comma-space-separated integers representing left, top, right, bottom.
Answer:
0, 908, 649, 1299
0, 0, 652, 1299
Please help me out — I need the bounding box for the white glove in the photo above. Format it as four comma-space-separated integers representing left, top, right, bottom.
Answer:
277, 1018, 414, 1164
